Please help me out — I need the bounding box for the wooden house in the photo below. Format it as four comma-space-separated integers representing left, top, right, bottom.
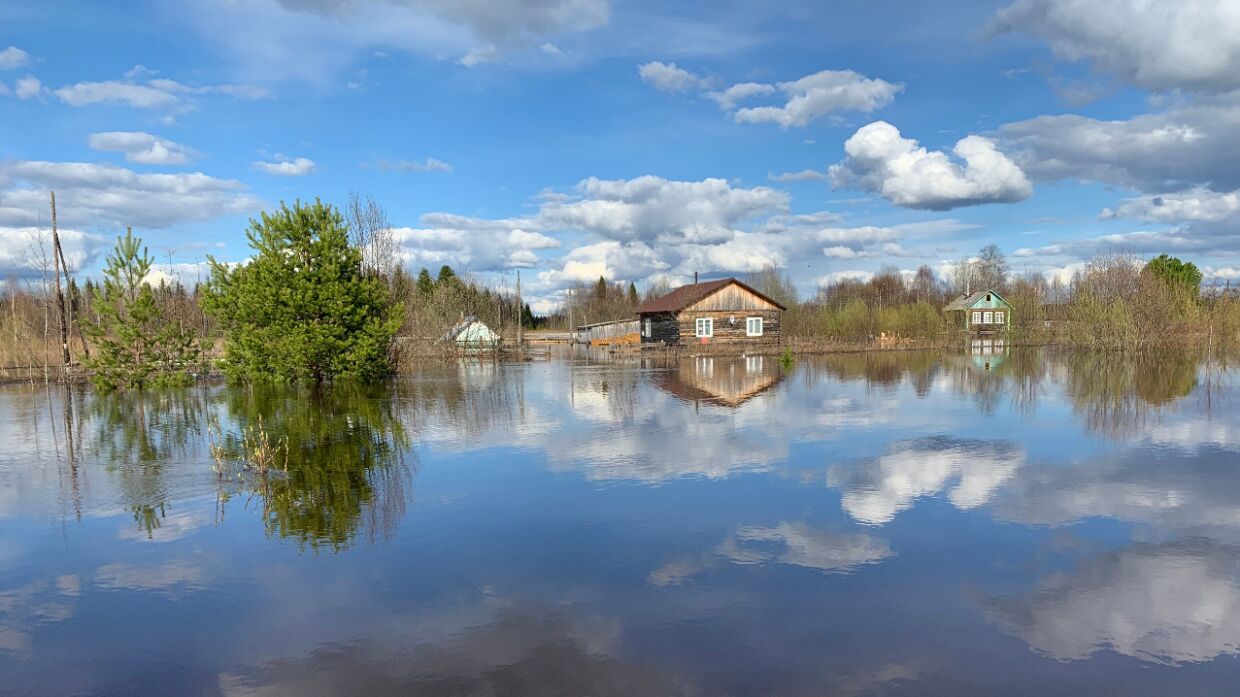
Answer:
944, 289, 1012, 332
636, 278, 785, 346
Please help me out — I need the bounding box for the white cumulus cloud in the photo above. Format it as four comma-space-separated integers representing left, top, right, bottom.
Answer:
540, 175, 788, 245
707, 81, 774, 110
768, 168, 827, 182
253, 157, 317, 176
375, 157, 453, 173
1102, 188, 1240, 223
0, 226, 107, 278
14, 75, 43, 100
733, 69, 902, 128
54, 69, 271, 111
830, 121, 1032, 210
992, 0, 1240, 92
88, 132, 199, 165
0, 46, 29, 70
0, 160, 263, 229
637, 61, 708, 93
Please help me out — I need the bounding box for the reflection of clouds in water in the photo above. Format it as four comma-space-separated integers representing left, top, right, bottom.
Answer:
649, 522, 892, 585
0, 575, 80, 658
116, 508, 212, 543
994, 445, 1240, 538
93, 561, 207, 593
217, 607, 697, 697
828, 437, 1024, 525
414, 359, 896, 484
988, 540, 1240, 664
1147, 418, 1240, 452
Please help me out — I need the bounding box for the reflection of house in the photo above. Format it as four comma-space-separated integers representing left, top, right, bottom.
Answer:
969, 337, 1007, 371
637, 278, 785, 346
945, 289, 1011, 332
655, 356, 784, 407
442, 315, 500, 348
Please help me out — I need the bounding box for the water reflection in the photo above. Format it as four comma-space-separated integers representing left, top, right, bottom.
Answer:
649, 523, 893, 585
828, 437, 1025, 525
215, 383, 414, 551
988, 539, 1240, 665
1064, 351, 1200, 437
218, 606, 696, 697
655, 355, 784, 408
87, 388, 212, 538
1, 348, 1239, 694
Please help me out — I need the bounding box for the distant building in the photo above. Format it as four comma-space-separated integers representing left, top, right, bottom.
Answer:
636, 278, 785, 346
944, 289, 1012, 332
574, 318, 640, 346
442, 315, 500, 348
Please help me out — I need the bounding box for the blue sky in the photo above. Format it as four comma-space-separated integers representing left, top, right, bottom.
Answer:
2, 0, 1239, 311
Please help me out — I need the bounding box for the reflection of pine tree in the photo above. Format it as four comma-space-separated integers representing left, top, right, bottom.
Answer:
218, 382, 414, 551
83, 229, 198, 390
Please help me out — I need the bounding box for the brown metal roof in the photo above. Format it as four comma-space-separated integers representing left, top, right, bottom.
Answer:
635, 278, 787, 314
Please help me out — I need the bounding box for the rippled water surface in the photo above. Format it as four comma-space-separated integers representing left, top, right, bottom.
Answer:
1, 349, 1239, 696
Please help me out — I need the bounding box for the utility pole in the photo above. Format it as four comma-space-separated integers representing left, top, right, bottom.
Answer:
53, 208, 89, 360
50, 192, 71, 367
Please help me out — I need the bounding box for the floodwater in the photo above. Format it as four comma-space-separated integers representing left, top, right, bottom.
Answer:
1, 348, 1238, 696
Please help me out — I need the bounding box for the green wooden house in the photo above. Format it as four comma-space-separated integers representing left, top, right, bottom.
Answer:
944, 289, 1012, 332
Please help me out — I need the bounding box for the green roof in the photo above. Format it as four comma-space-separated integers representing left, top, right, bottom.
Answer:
943, 289, 1010, 312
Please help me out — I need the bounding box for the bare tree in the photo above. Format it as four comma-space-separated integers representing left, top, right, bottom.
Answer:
346, 192, 399, 280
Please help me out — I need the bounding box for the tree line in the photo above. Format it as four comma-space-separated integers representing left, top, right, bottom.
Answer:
739, 246, 1239, 351
4, 197, 1238, 389
1, 197, 535, 388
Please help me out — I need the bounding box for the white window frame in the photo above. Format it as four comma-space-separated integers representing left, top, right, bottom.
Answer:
995, 311, 1005, 325
746, 316, 763, 337
983, 311, 994, 324
971, 311, 982, 325
695, 317, 713, 338
642, 318, 651, 338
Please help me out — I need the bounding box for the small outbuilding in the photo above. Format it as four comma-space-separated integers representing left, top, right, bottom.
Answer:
442, 315, 500, 348
944, 289, 1012, 332
636, 277, 785, 346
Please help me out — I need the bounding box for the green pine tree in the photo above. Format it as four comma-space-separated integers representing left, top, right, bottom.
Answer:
83, 229, 199, 391
416, 268, 434, 296
437, 264, 457, 286
628, 282, 638, 306
202, 200, 402, 383
1145, 254, 1203, 294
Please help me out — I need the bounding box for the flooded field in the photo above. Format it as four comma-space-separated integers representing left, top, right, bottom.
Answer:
1, 348, 1238, 696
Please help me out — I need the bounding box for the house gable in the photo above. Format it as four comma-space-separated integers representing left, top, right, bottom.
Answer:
967, 291, 1011, 311
682, 282, 783, 313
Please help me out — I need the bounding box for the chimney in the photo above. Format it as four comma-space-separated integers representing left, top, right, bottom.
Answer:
694, 271, 698, 284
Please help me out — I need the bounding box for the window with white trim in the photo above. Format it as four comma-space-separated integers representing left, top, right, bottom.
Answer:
695, 317, 713, 338
746, 316, 763, 336
642, 318, 651, 338
972, 311, 982, 324
995, 311, 1005, 325
983, 311, 994, 324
